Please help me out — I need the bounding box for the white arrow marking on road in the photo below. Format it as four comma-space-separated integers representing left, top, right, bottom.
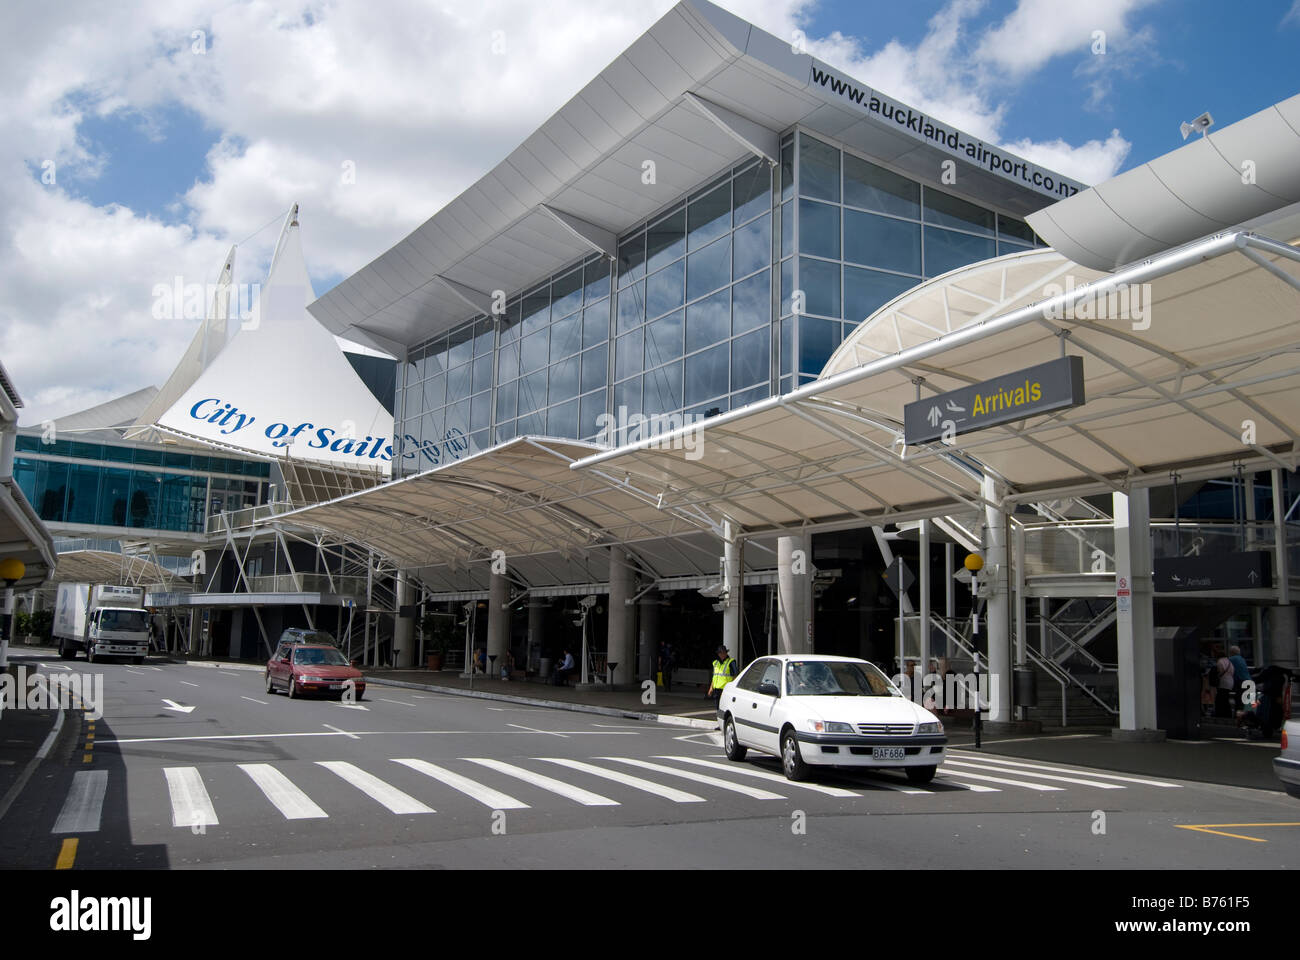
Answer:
162, 699, 196, 714
336, 702, 369, 711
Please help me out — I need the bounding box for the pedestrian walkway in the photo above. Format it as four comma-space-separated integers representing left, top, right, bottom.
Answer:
47, 751, 1184, 836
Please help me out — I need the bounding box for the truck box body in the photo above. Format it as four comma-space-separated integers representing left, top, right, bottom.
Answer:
54, 582, 150, 662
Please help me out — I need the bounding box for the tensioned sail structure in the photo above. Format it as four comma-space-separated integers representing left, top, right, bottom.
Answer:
155, 206, 394, 477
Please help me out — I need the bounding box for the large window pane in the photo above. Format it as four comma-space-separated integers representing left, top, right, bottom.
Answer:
581, 344, 608, 394
780, 141, 794, 202
645, 309, 683, 366
617, 281, 644, 333
686, 288, 730, 354
495, 378, 518, 420
615, 328, 643, 380
646, 258, 685, 320
643, 361, 682, 417
798, 134, 840, 202
547, 399, 579, 439
583, 303, 609, 347
66, 465, 102, 525
470, 391, 492, 432
498, 301, 521, 342
998, 239, 1034, 257
799, 257, 841, 318
687, 181, 731, 251
923, 226, 996, 276
549, 355, 579, 404
495, 419, 518, 444
686, 236, 730, 302
35, 460, 69, 521
551, 266, 583, 319
731, 383, 769, 410
522, 287, 550, 334
647, 207, 686, 273
844, 153, 919, 219
447, 363, 472, 401
684, 343, 729, 406
799, 199, 840, 260
580, 392, 605, 440
923, 188, 995, 235
127, 472, 160, 528
781, 200, 793, 258
448, 325, 475, 367
473, 318, 495, 356
584, 258, 610, 303
844, 265, 916, 325
472, 352, 493, 394
732, 269, 770, 335
614, 377, 641, 419
550, 313, 581, 362
798, 316, 841, 375
496, 341, 519, 383
445, 399, 470, 435
780, 257, 795, 317
617, 233, 646, 288
731, 326, 770, 391
733, 213, 770, 280
101, 468, 131, 526
844, 209, 921, 275
518, 370, 548, 416
998, 214, 1036, 244
780, 316, 793, 376
520, 329, 550, 373
517, 412, 545, 436
422, 373, 445, 410
733, 161, 770, 225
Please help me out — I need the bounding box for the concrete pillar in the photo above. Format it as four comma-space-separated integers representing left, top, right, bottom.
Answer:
393, 572, 415, 668
1113, 488, 1160, 738
1269, 470, 1296, 668
944, 542, 955, 659
527, 599, 546, 672
777, 534, 809, 654
919, 520, 931, 688
1268, 605, 1298, 669
722, 520, 742, 661
487, 570, 508, 671
638, 588, 660, 681
983, 475, 1012, 724
607, 548, 633, 685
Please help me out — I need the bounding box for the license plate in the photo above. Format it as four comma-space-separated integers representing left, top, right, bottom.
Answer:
329, 683, 344, 689
872, 747, 905, 761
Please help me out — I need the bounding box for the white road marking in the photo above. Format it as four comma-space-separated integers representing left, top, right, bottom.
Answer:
538, 758, 706, 803
599, 757, 784, 800
507, 723, 568, 738
937, 769, 1063, 791
656, 756, 861, 797
932, 778, 1000, 793
375, 698, 414, 707
161, 699, 196, 714
942, 759, 1123, 789
42, 663, 74, 671
238, 764, 328, 820
241, 696, 267, 705
146, 666, 164, 671
52, 770, 108, 833
316, 761, 434, 814
100, 728, 638, 746
462, 758, 618, 806
124, 668, 145, 675
179, 681, 200, 687
948, 751, 1182, 788
322, 724, 360, 741
336, 703, 370, 711
163, 767, 219, 828
393, 759, 529, 809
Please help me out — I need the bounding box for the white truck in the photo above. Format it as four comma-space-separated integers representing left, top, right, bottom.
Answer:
54, 583, 151, 664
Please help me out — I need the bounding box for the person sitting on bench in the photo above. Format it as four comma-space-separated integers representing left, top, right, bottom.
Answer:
553, 648, 576, 686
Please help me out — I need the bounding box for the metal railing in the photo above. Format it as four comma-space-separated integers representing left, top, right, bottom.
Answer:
245, 573, 366, 597
206, 501, 298, 535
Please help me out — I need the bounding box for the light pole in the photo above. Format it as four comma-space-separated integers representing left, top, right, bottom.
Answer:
965, 553, 984, 748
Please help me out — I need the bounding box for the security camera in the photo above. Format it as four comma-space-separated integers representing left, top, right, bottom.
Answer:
1180, 112, 1213, 140
697, 582, 724, 599
579, 596, 597, 609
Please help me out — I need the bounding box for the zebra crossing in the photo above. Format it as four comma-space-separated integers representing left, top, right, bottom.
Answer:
50, 751, 1182, 834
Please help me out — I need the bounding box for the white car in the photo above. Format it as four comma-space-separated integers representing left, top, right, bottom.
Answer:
718, 654, 947, 783
1275, 719, 1300, 799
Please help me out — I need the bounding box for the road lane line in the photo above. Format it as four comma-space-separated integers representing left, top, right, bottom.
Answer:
655, 756, 862, 797
462, 758, 618, 806
52, 770, 108, 833
375, 698, 415, 707
937, 769, 1063, 791
599, 757, 784, 800
163, 767, 219, 828
322, 724, 360, 741
55, 838, 78, 870
538, 758, 706, 802
392, 759, 529, 809
507, 723, 568, 738
241, 696, 267, 705
941, 759, 1122, 789
179, 681, 200, 687
316, 761, 434, 814
238, 764, 328, 820
931, 777, 1000, 793
947, 753, 1172, 787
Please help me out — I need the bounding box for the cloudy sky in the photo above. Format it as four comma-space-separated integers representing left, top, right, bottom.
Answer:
4, 0, 1299, 425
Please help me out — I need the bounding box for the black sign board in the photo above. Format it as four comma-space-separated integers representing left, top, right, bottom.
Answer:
1153, 551, 1272, 592
882, 557, 914, 597
904, 355, 1085, 444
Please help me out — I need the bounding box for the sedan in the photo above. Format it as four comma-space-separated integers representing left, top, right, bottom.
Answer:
1275, 719, 1300, 799
266, 644, 366, 700
718, 654, 947, 783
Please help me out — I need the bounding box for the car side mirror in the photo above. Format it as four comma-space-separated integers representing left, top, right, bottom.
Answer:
758, 681, 780, 697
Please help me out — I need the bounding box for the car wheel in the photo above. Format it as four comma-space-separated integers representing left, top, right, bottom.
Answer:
287, 676, 297, 699
87, 644, 96, 665
905, 765, 937, 785
133, 656, 145, 665
723, 716, 747, 761
60, 643, 73, 660
353, 688, 365, 702
265, 672, 275, 694
781, 728, 809, 782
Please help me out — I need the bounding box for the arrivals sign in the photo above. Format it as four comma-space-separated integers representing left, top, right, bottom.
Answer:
1153, 552, 1272, 592
903, 356, 1086, 445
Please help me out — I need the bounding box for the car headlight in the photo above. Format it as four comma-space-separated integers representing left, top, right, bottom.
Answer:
916, 721, 944, 735
301, 676, 323, 683
808, 720, 854, 733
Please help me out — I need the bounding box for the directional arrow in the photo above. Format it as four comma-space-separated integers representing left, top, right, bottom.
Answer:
162, 699, 196, 714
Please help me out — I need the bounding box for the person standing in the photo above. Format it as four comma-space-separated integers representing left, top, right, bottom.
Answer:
659, 640, 675, 692
707, 645, 737, 702
1213, 648, 1235, 718
1228, 645, 1251, 709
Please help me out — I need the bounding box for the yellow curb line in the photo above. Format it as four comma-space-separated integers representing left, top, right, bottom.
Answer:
1175, 822, 1300, 843
56, 838, 78, 869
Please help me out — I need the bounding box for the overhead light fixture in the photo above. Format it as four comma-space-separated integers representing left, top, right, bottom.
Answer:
1180, 111, 1213, 140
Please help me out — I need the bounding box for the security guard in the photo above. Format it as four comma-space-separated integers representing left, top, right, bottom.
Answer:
708, 645, 737, 702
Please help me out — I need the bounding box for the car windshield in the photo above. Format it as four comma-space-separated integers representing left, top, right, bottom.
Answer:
785, 660, 895, 697
293, 648, 349, 666
100, 610, 148, 632
288, 631, 336, 646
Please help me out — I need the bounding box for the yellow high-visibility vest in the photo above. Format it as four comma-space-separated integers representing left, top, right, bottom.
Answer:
712, 657, 735, 689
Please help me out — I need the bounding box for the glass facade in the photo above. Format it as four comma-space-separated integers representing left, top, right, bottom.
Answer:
395, 128, 1045, 472
12, 433, 269, 533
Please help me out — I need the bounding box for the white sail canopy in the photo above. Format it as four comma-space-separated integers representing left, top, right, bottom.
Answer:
156, 211, 393, 473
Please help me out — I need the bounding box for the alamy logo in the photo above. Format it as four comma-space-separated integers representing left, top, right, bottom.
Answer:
595, 406, 705, 460
1041, 277, 1151, 330
50, 890, 151, 940
0, 667, 103, 720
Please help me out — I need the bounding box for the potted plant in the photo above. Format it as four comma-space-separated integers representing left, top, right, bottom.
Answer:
421, 613, 454, 671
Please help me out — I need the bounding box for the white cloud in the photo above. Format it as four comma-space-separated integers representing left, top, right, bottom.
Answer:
2, 0, 1148, 425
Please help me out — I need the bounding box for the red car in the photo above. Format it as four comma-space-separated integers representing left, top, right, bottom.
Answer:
266, 643, 366, 700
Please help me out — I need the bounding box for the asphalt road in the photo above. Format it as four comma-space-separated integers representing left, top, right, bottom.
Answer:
3, 653, 1297, 869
